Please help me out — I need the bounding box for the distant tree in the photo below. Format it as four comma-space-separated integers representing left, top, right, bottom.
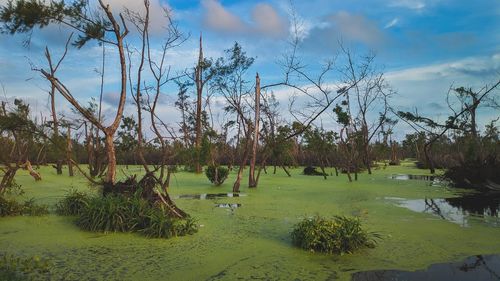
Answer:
1, 0, 131, 184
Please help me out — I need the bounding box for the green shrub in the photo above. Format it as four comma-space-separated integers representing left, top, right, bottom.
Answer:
76, 195, 138, 232
0, 196, 24, 217
303, 166, 326, 176
140, 207, 198, 238
205, 166, 229, 186
21, 199, 49, 216
55, 190, 91, 216
291, 215, 380, 254
76, 194, 198, 238
0, 197, 48, 217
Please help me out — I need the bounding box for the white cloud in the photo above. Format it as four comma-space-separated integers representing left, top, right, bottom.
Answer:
328, 11, 384, 46
201, 0, 288, 37
102, 0, 173, 33
252, 3, 288, 37
384, 17, 399, 29
201, 0, 245, 33
389, 0, 426, 11
386, 53, 500, 82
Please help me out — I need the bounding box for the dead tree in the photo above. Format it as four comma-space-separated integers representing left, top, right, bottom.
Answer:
248, 73, 261, 187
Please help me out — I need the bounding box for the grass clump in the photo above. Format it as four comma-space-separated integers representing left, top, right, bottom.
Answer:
140, 208, 198, 238
0, 197, 48, 217
205, 166, 229, 186
76, 194, 197, 238
291, 215, 379, 254
55, 190, 91, 216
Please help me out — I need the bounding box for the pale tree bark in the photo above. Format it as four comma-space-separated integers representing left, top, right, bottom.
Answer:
248, 73, 260, 187
40, 0, 129, 184
194, 34, 204, 173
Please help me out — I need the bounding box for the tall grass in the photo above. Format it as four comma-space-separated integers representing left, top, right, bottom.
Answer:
76, 194, 197, 238
55, 190, 91, 216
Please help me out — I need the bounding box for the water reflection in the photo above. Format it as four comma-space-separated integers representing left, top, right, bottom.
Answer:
214, 203, 241, 208
389, 174, 443, 186
386, 193, 500, 227
352, 254, 500, 281
173, 193, 246, 200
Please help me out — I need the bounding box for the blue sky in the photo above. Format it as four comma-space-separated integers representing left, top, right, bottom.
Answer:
0, 0, 499, 138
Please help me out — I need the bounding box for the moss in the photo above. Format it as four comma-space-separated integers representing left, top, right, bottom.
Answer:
0, 163, 499, 280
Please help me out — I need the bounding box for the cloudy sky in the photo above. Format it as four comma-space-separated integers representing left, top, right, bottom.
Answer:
0, 0, 499, 138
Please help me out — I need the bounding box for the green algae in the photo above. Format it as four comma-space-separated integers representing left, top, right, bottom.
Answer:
1, 163, 499, 280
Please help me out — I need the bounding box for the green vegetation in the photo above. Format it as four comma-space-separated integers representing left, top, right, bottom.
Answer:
0, 196, 48, 217
0, 253, 51, 281
55, 189, 91, 216
291, 215, 379, 254
0, 164, 499, 280
76, 193, 198, 238
205, 165, 229, 186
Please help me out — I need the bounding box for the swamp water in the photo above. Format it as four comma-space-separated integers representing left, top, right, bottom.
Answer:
1, 166, 500, 280
353, 254, 500, 281
387, 174, 500, 227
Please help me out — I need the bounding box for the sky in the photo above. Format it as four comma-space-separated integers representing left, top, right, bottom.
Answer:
0, 0, 499, 139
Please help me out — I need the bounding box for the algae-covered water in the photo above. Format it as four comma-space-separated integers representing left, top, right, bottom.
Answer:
1, 163, 499, 280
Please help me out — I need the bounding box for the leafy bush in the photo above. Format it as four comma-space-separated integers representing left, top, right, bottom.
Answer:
291, 215, 379, 254
76, 194, 198, 238
55, 190, 91, 216
205, 166, 229, 186
76, 195, 139, 232
0, 253, 51, 281
140, 207, 198, 238
0, 196, 23, 217
303, 166, 326, 176
0, 197, 48, 217
21, 199, 49, 216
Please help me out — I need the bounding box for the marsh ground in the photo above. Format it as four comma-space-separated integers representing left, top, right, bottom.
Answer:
1, 162, 499, 280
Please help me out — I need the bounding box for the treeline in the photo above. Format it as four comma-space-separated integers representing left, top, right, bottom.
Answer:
0, 0, 498, 196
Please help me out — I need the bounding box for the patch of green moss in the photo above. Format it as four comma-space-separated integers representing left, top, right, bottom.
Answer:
0, 162, 498, 280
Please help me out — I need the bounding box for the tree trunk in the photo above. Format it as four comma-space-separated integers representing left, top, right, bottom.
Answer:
50, 84, 59, 137
194, 35, 203, 174
0, 166, 18, 193
319, 161, 327, 180
104, 133, 117, 184
249, 73, 260, 188
53, 160, 63, 175
66, 126, 74, 177
233, 136, 251, 193
424, 143, 435, 174
364, 143, 372, 174
282, 165, 291, 177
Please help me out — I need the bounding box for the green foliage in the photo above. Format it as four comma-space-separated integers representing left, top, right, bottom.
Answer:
140, 208, 198, 239
55, 190, 91, 216
0, 196, 48, 217
0, 253, 51, 281
76, 194, 198, 238
0, 196, 23, 216
303, 166, 326, 176
291, 216, 380, 255
76, 194, 143, 233
0, 0, 109, 48
205, 165, 229, 186
21, 198, 49, 216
